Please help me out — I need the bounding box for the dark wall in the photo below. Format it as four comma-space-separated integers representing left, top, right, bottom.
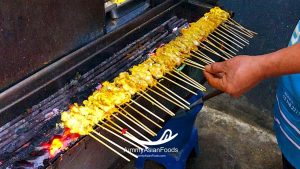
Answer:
206, 0, 300, 131
0, 0, 104, 90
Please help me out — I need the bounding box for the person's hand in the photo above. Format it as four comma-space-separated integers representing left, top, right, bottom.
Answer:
203, 55, 266, 98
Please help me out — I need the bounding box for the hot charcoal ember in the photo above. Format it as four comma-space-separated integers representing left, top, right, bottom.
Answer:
0, 16, 187, 168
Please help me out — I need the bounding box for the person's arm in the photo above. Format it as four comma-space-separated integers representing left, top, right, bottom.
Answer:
203, 43, 300, 97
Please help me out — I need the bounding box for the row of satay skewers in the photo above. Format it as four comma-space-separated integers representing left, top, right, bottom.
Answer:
60, 7, 256, 161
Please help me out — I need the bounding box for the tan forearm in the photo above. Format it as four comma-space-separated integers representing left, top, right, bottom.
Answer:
258, 43, 300, 78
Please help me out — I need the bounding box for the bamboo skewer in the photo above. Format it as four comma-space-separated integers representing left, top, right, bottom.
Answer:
215, 28, 246, 46
92, 130, 138, 158
170, 71, 204, 89
228, 18, 257, 35
190, 53, 213, 64
178, 71, 205, 90
192, 50, 216, 63
200, 43, 225, 58
96, 124, 143, 150
105, 118, 146, 142
167, 71, 204, 91
226, 19, 252, 34
171, 70, 206, 90
184, 62, 205, 71
156, 83, 190, 105
139, 91, 175, 116
219, 26, 250, 44
167, 70, 204, 91
226, 20, 254, 35
161, 76, 197, 95
100, 121, 148, 149
105, 118, 142, 140
117, 105, 163, 133
125, 103, 162, 129
213, 31, 243, 49
106, 118, 123, 130
152, 85, 190, 108
171, 71, 204, 89
200, 43, 221, 55
209, 33, 239, 51
137, 92, 175, 116
148, 88, 188, 109
116, 110, 156, 136
130, 100, 164, 122
221, 24, 253, 38
89, 133, 131, 161
112, 114, 151, 141
207, 35, 237, 55
219, 25, 250, 42
205, 40, 233, 59
206, 40, 233, 58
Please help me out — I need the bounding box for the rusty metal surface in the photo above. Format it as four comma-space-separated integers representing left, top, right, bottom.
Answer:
0, 0, 105, 90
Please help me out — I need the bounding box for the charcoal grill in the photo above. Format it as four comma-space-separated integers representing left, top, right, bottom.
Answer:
0, 1, 251, 168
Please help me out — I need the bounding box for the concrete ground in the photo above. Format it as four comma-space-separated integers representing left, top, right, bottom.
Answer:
118, 106, 282, 169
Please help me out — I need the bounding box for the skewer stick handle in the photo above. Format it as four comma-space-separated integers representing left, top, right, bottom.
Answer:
116, 109, 156, 136
89, 133, 130, 161
205, 40, 232, 59
184, 62, 205, 71
140, 90, 175, 115
172, 70, 206, 90
228, 18, 257, 35
130, 99, 164, 122
117, 105, 158, 132
148, 87, 189, 109
92, 130, 138, 158
112, 114, 151, 141
193, 50, 216, 63
216, 28, 246, 46
209, 34, 239, 52
167, 72, 205, 91
213, 31, 243, 49
156, 83, 191, 105
190, 53, 213, 65
137, 92, 175, 116
222, 23, 253, 38
98, 124, 143, 150
185, 59, 205, 67
163, 76, 198, 95
207, 35, 237, 55
125, 103, 162, 129
219, 26, 250, 44
100, 122, 148, 149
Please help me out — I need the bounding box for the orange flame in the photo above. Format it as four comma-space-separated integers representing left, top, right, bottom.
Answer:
49, 138, 63, 156
43, 128, 80, 158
